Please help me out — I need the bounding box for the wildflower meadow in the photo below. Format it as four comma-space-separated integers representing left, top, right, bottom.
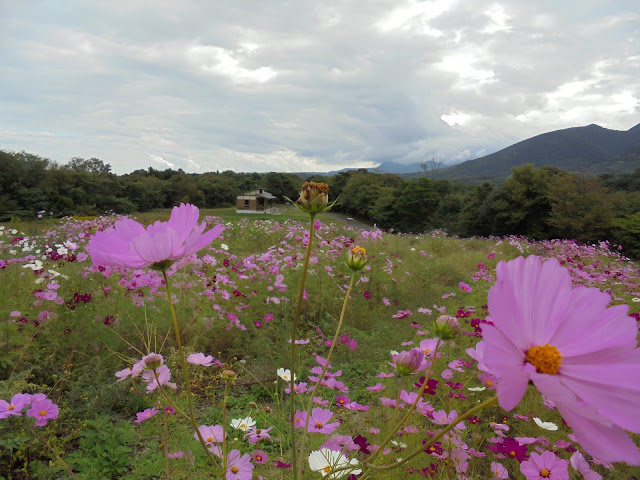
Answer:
1, 183, 640, 480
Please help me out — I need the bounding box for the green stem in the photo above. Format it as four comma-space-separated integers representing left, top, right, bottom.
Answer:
359, 395, 499, 478
222, 380, 230, 472
298, 273, 356, 471
162, 402, 171, 480
290, 214, 316, 480
161, 270, 219, 471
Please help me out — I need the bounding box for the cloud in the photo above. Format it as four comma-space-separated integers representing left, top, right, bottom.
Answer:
0, 1, 638, 174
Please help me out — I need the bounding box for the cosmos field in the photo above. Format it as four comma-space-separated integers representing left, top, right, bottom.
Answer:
1, 206, 640, 479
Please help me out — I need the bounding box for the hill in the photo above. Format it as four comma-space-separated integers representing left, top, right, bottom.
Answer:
436, 122, 640, 183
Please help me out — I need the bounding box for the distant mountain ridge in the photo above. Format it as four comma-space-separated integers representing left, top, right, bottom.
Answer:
436, 122, 640, 183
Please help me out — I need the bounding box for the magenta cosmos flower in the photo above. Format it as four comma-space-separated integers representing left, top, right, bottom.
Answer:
87, 203, 224, 269
482, 255, 640, 463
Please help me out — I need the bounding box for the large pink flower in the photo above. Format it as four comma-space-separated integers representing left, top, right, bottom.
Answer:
482, 255, 640, 464
87, 203, 224, 269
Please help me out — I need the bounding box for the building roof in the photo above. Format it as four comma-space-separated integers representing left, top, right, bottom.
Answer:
239, 189, 278, 199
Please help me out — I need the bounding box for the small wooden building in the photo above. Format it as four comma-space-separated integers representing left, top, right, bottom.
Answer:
235, 189, 278, 213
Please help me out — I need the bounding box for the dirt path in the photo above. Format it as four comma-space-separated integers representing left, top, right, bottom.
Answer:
322, 211, 372, 230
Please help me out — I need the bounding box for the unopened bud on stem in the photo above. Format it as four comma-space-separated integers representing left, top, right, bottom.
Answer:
433, 315, 460, 340
346, 246, 368, 271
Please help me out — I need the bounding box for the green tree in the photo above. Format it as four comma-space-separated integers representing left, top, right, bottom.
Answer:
489, 164, 555, 238
392, 178, 440, 232
547, 174, 614, 242
459, 181, 494, 236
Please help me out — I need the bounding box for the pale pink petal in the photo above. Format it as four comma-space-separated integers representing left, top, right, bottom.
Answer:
483, 326, 530, 411
558, 402, 640, 464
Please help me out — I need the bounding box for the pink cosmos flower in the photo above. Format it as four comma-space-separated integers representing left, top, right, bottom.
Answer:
293, 410, 307, 429
142, 365, 177, 392
367, 383, 385, 391
0, 394, 31, 418
243, 426, 273, 444
520, 451, 569, 480
225, 449, 254, 480
196, 424, 226, 444
482, 255, 640, 463
26, 398, 59, 426
135, 407, 159, 423
430, 409, 465, 430
307, 408, 340, 434
115, 368, 132, 381
459, 282, 473, 292
87, 203, 224, 269
490, 461, 508, 479
187, 352, 216, 367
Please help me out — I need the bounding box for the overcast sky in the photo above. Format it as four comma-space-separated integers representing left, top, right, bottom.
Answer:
1, 1, 639, 174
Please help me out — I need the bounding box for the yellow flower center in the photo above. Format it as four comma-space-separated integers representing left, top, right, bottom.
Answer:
315, 421, 323, 429
240, 423, 246, 429
351, 246, 366, 255
40, 410, 47, 416
485, 380, 493, 386
424, 348, 431, 355
541, 468, 550, 477
323, 466, 332, 473
509, 451, 516, 457
206, 436, 213, 443
8, 405, 15, 410
256, 456, 262, 462
231, 466, 239, 474
526, 344, 562, 375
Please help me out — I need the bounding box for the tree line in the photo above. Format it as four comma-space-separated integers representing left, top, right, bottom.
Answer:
4, 149, 640, 257
314, 164, 640, 258
0, 150, 302, 218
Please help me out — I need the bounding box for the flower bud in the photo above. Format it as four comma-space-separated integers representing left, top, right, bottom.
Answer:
298, 182, 328, 207
143, 353, 164, 370
221, 369, 237, 381
346, 246, 368, 271
285, 182, 336, 216
433, 315, 460, 340
393, 348, 425, 376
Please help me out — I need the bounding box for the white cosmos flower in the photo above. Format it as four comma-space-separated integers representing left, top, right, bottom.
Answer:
277, 368, 296, 382
308, 448, 361, 479
230, 416, 256, 431
533, 417, 558, 431
632, 297, 640, 303
220, 243, 229, 251
468, 386, 486, 392
391, 440, 407, 448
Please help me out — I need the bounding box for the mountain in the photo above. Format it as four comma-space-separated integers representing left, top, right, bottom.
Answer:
436, 122, 640, 183
374, 161, 423, 174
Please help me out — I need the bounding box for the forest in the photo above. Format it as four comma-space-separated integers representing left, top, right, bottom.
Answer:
4, 149, 640, 257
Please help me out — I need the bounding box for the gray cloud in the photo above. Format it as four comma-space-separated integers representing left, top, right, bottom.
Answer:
1, 0, 639, 174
